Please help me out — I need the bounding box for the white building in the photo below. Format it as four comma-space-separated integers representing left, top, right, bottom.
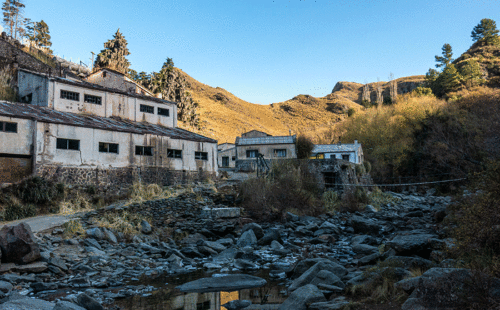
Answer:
311, 141, 364, 164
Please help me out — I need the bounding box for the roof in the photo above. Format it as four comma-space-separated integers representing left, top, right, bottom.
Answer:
312, 143, 361, 153
19, 69, 175, 106
236, 135, 296, 146
241, 130, 271, 137
0, 101, 217, 144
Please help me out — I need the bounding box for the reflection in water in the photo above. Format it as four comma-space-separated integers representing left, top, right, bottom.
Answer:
113, 270, 287, 310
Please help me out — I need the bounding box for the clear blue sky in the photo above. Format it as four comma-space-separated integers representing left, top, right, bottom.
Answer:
18, 0, 500, 104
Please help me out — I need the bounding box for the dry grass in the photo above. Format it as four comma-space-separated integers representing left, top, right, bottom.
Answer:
62, 219, 86, 239
58, 192, 93, 215
127, 182, 172, 205
94, 211, 149, 237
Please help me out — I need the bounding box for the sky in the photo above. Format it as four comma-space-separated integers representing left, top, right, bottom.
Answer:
18, 0, 500, 105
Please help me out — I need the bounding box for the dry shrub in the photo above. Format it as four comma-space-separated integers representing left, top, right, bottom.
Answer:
338, 187, 369, 213
239, 160, 322, 221
348, 266, 407, 304
95, 211, 147, 238
58, 192, 93, 215
3, 197, 37, 221
62, 219, 85, 239
128, 182, 171, 204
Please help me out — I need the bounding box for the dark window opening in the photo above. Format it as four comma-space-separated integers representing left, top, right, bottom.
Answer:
196, 301, 211, 310
140, 104, 154, 114
167, 149, 182, 158
56, 138, 80, 151
84, 94, 102, 105
195, 151, 208, 160
158, 107, 170, 116
0, 122, 18, 133
99, 142, 119, 154
274, 149, 287, 157
21, 93, 32, 104
135, 146, 153, 156
323, 172, 339, 189
222, 156, 229, 167
103, 71, 107, 78
60, 90, 80, 101
232, 156, 236, 161
246, 150, 258, 158
342, 154, 350, 161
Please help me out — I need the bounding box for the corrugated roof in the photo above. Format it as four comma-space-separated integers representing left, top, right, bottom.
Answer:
0, 101, 217, 143
236, 135, 295, 146
312, 143, 361, 153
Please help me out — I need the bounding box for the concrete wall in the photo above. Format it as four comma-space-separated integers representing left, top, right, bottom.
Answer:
18, 70, 49, 106
241, 130, 269, 138
0, 116, 33, 155
218, 147, 236, 168
86, 70, 135, 93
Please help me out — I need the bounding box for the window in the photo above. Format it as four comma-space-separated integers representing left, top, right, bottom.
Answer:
103, 71, 107, 78
222, 156, 229, 167
140, 104, 154, 114
342, 154, 350, 161
0, 122, 17, 133
135, 146, 153, 156
274, 149, 287, 157
197, 301, 211, 310
232, 156, 236, 161
246, 150, 258, 158
56, 138, 80, 150
167, 149, 182, 158
195, 151, 208, 160
60, 90, 80, 101
84, 94, 102, 105
158, 107, 170, 117
99, 142, 119, 154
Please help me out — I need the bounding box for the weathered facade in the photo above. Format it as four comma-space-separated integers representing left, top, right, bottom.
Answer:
86, 68, 153, 96
311, 141, 364, 164
0, 101, 217, 186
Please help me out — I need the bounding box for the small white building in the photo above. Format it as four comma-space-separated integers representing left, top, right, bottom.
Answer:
218, 143, 236, 168
311, 141, 364, 164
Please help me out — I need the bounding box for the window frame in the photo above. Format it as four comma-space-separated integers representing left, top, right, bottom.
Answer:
342, 154, 350, 161
140, 104, 155, 114
246, 150, 258, 158
195, 151, 208, 160
167, 149, 182, 159
60, 90, 80, 101
135, 146, 154, 156
84, 94, 102, 105
99, 142, 119, 154
274, 149, 287, 157
158, 107, 170, 117
56, 138, 80, 151
0, 121, 18, 133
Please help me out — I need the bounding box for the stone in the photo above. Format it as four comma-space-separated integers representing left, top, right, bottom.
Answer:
0, 222, 40, 264
258, 229, 281, 246
0, 281, 12, 294
271, 240, 284, 250
386, 233, 437, 258
83, 238, 101, 250
288, 261, 347, 292
49, 257, 69, 271
176, 274, 266, 293
85, 246, 107, 257
358, 253, 381, 266
318, 221, 341, 234
309, 297, 350, 310
203, 241, 226, 252
222, 300, 252, 310
292, 258, 347, 280
382, 256, 434, 270
76, 293, 104, 310
350, 215, 381, 234
0, 273, 36, 283
0, 296, 54, 310
200, 207, 240, 218
31, 281, 58, 292
310, 270, 345, 289
53, 301, 87, 310
278, 284, 326, 310
285, 212, 299, 222
351, 235, 378, 246
180, 233, 206, 245
140, 220, 152, 234
241, 223, 264, 239
15, 261, 48, 273
102, 228, 117, 244
236, 230, 257, 248
351, 244, 379, 256
234, 259, 259, 270
85, 228, 105, 240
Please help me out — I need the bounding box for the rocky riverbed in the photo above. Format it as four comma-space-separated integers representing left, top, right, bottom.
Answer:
0, 185, 497, 310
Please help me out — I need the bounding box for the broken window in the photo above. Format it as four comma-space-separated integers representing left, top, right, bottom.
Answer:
195, 151, 208, 160
274, 149, 287, 157
135, 146, 153, 156
99, 142, 119, 154
167, 149, 182, 158
140, 104, 154, 114
84, 94, 102, 105
60, 90, 80, 101
342, 154, 350, 161
158, 107, 170, 116
232, 156, 236, 161
0, 122, 17, 133
56, 138, 80, 151
246, 150, 258, 158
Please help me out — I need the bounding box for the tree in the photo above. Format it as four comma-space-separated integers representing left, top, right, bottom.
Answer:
471, 18, 499, 45
296, 135, 314, 159
12, 0, 23, 40
33, 20, 52, 52
94, 29, 131, 74
2, 0, 14, 37
1, 0, 24, 39
460, 59, 483, 88
23, 17, 34, 48
435, 43, 454, 69
440, 64, 462, 93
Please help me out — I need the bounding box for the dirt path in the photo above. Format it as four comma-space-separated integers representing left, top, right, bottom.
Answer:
0, 214, 78, 233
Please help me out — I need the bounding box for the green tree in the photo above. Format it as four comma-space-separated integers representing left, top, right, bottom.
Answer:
471, 18, 499, 45
460, 59, 483, 88
2, 0, 14, 37
435, 43, 454, 69
440, 64, 462, 93
296, 135, 315, 159
33, 20, 52, 52
94, 29, 131, 74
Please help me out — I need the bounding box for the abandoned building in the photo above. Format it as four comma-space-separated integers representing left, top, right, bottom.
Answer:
0, 101, 217, 187
310, 141, 364, 164
218, 143, 236, 168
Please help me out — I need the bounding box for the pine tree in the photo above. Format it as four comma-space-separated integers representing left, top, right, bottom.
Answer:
94, 29, 131, 74
2, 0, 14, 37
435, 44, 454, 69
459, 59, 483, 88
471, 18, 499, 45
1, 0, 24, 39
33, 20, 52, 52
12, 0, 24, 40
440, 64, 462, 93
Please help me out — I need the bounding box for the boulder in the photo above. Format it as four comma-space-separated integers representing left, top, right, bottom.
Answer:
350, 216, 381, 234
236, 230, 257, 248
176, 274, 266, 293
309, 270, 345, 289
222, 300, 252, 310
351, 244, 379, 256
140, 220, 152, 234
309, 297, 350, 310
278, 284, 326, 310
386, 233, 438, 258
53, 301, 87, 310
258, 229, 281, 246
285, 212, 299, 222
31, 281, 58, 292
77, 293, 104, 310
288, 261, 347, 292
241, 223, 264, 239
292, 258, 347, 280
85, 228, 104, 240
0, 223, 40, 264
101, 228, 117, 244
351, 235, 378, 246
382, 256, 434, 270
0, 294, 54, 309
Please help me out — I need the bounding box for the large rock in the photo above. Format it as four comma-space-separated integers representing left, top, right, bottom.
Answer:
77, 293, 104, 310
386, 232, 438, 258
292, 258, 347, 279
241, 223, 264, 239
176, 274, 266, 293
0, 294, 54, 310
309, 297, 350, 310
288, 261, 347, 292
0, 223, 40, 264
278, 284, 326, 310
236, 230, 257, 248
350, 216, 381, 234
85, 228, 104, 240
222, 300, 252, 310
309, 270, 345, 289
258, 229, 281, 246
383, 256, 434, 270
140, 220, 152, 234
53, 301, 87, 310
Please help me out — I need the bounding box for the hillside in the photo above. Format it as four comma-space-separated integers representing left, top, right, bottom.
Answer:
179, 70, 425, 144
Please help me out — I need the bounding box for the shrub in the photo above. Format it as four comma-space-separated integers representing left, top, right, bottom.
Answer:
128, 182, 171, 204
14, 177, 64, 205
3, 198, 37, 221
239, 160, 322, 221
62, 220, 85, 239
347, 108, 356, 117
355, 164, 366, 176
95, 211, 147, 238
368, 188, 401, 210
322, 190, 340, 213
412, 87, 434, 97
363, 161, 372, 173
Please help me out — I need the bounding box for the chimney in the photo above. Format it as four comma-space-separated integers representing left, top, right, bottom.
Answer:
354, 140, 358, 145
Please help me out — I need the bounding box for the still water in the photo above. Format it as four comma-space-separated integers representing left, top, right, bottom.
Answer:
113, 269, 288, 310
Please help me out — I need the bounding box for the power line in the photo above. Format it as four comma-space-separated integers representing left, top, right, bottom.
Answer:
326, 178, 467, 188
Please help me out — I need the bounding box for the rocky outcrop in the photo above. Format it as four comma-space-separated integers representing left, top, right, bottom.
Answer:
0, 223, 40, 264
